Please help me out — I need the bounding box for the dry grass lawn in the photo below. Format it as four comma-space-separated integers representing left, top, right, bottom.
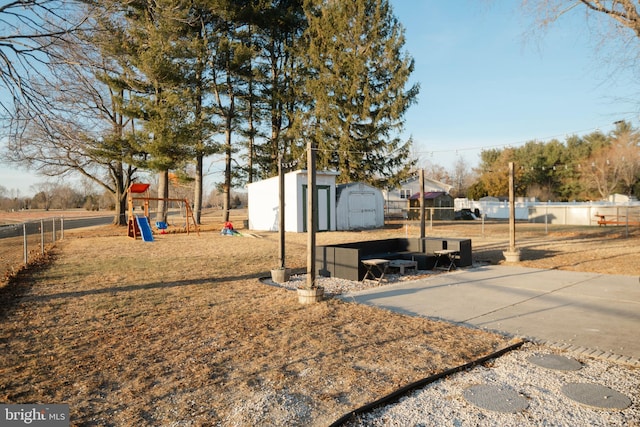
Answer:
1, 212, 639, 426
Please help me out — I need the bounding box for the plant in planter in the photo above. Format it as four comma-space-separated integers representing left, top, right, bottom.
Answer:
503, 248, 521, 263
297, 283, 324, 304
296, 251, 324, 304
270, 266, 291, 284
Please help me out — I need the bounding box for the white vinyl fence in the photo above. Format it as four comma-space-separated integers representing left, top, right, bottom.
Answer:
455, 199, 640, 226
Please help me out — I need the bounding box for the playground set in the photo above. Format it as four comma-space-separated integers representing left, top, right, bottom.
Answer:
127, 183, 199, 241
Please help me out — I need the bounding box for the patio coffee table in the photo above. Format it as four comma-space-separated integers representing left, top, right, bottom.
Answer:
388, 259, 418, 275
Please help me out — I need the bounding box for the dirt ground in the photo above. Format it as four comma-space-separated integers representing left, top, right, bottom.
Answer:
0, 210, 638, 426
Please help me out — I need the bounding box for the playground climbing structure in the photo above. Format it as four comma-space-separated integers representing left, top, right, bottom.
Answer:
127, 183, 199, 239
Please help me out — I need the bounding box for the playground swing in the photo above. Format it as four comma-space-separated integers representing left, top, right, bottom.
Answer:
155, 221, 168, 234
127, 183, 199, 241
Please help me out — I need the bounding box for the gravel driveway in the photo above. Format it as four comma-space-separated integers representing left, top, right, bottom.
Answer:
345, 342, 640, 426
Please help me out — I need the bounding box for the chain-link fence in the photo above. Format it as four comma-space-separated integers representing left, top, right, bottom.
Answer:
0, 218, 63, 282
387, 204, 640, 241
1, 215, 112, 283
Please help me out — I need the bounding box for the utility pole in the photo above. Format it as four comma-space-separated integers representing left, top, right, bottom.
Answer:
278, 154, 285, 268
509, 162, 516, 253
306, 141, 317, 288
419, 169, 425, 239
504, 161, 520, 262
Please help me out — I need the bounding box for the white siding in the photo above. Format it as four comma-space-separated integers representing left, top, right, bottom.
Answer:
247, 169, 338, 232
247, 176, 280, 231
336, 183, 384, 230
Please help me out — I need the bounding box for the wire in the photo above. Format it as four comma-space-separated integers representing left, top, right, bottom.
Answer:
203, 116, 636, 175
411, 118, 636, 157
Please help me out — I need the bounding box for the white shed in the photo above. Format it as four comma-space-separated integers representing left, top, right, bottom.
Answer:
247, 169, 339, 232
335, 183, 384, 230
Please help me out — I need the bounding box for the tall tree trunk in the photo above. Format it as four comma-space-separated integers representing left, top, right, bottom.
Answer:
194, 155, 203, 224
223, 125, 232, 222
193, 36, 206, 225
109, 157, 131, 226
156, 170, 169, 223
271, 123, 281, 176
110, 104, 131, 226
247, 98, 255, 184
270, 54, 282, 177
115, 190, 127, 226
113, 173, 127, 226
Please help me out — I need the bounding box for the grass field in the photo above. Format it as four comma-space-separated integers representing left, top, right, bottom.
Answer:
1, 211, 638, 425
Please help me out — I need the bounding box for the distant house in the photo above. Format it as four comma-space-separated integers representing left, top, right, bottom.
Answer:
608, 194, 638, 203
382, 175, 453, 217
407, 191, 454, 220
479, 196, 500, 203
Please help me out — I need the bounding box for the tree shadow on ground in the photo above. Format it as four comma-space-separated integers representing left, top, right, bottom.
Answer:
473, 247, 560, 265
0, 251, 54, 321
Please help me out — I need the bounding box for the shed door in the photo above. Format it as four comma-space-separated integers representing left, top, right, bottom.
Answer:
318, 186, 329, 230
302, 185, 331, 231
349, 192, 377, 229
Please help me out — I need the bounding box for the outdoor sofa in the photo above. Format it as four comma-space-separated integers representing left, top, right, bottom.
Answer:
316, 237, 472, 282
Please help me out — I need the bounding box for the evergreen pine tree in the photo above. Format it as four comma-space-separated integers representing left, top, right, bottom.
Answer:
105, 0, 199, 222
299, 0, 419, 187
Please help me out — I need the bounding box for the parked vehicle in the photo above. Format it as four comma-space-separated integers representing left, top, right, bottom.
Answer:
455, 208, 480, 220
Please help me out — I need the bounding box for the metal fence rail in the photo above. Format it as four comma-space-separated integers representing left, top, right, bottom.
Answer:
1, 215, 112, 284
0, 218, 63, 282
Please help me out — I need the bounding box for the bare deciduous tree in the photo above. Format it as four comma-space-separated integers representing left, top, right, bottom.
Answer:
584, 145, 622, 198
422, 160, 450, 184
451, 156, 473, 198
576, 0, 640, 36
520, 1, 640, 199
0, 1, 90, 117
522, 0, 640, 32
522, 1, 640, 73
5, 19, 141, 225
610, 122, 640, 195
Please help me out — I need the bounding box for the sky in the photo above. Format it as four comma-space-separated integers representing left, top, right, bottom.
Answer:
2, 0, 639, 197
392, 0, 639, 171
